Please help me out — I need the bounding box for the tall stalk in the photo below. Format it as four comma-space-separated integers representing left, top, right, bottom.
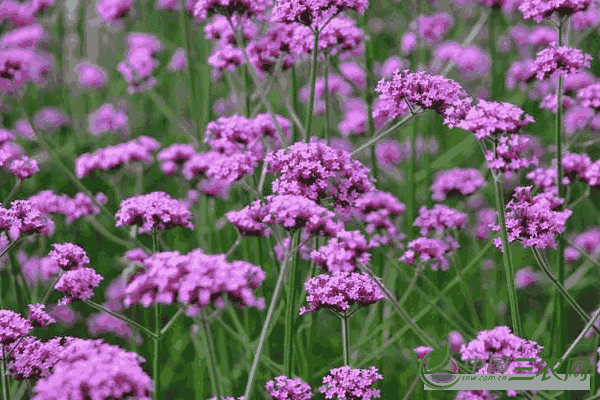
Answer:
324, 55, 331, 145
305, 31, 320, 143
341, 312, 350, 366
283, 232, 300, 377
290, 66, 299, 142
152, 231, 160, 400
1, 346, 9, 400
199, 310, 224, 400
361, 13, 378, 182
179, 0, 202, 144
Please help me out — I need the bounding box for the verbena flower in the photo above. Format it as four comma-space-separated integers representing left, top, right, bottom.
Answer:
490, 186, 571, 250
572, 3, 600, 31
564, 105, 594, 134
28, 190, 105, 224
299, 272, 384, 314
431, 168, 487, 201
585, 310, 600, 338
271, 0, 369, 27
208, 44, 244, 71
414, 346, 432, 360
115, 191, 193, 234
0, 47, 49, 93
290, 16, 364, 56
266, 376, 314, 400
157, 143, 196, 175
519, 0, 592, 22
413, 205, 468, 236
49, 243, 90, 271
126, 32, 163, 54
74, 61, 108, 89
456, 391, 499, 400
117, 47, 158, 94
532, 46, 592, 80
246, 23, 298, 74
485, 134, 539, 173
194, 0, 271, 20
87, 309, 140, 343
515, 267, 539, 288
319, 366, 383, 400
5, 336, 75, 381
400, 237, 458, 271
31, 339, 152, 400
167, 47, 187, 71
54, 267, 104, 305
577, 83, 600, 108
450, 99, 534, 139
88, 103, 128, 136
97, 0, 135, 23
0, 199, 55, 241
529, 26, 558, 46
9, 156, 39, 180
474, 208, 497, 240
310, 230, 373, 273
526, 166, 569, 193
204, 15, 258, 46
448, 331, 464, 351
266, 140, 374, 209
33, 107, 68, 131
0, 309, 33, 344
413, 12, 454, 44
28, 304, 56, 327
0, 23, 47, 49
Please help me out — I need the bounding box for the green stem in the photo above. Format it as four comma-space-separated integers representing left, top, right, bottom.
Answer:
242, 242, 294, 400
488, 9, 500, 100
553, 302, 600, 371
284, 232, 300, 377
179, 0, 202, 144
324, 55, 331, 145
492, 176, 523, 337
341, 312, 350, 366
153, 304, 160, 400
304, 31, 320, 143
361, 13, 378, 183
452, 250, 481, 331
86, 300, 157, 339
3, 180, 20, 208
408, 118, 418, 238
1, 346, 9, 400
198, 310, 224, 400
290, 67, 299, 142
592, 334, 600, 396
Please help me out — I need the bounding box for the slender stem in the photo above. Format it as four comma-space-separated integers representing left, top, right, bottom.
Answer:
0, 238, 21, 260
492, 175, 523, 337
153, 304, 160, 400
398, 263, 425, 307
290, 66, 299, 142
179, 0, 202, 144
3, 180, 20, 208
1, 345, 9, 400
341, 312, 350, 366
324, 54, 331, 145
40, 274, 62, 305
85, 300, 158, 339
198, 311, 224, 400
531, 248, 600, 335
361, 12, 378, 183
452, 250, 481, 331
284, 232, 300, 377
242, 244, 293, 400
488, 9, 501, 100
553, 302, 600, 372
554, 17, 567, 362
592, 334, 600, 396
304, 31, 320, 143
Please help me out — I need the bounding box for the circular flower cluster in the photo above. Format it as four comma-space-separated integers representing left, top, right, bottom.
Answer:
485, 134, 539, 173
310, 230, 373, 273
413, 205, 468, 236
271, 0, 369, 26
519, 0, 592, 22
266, 376, 314, 400
194, 0, 272, 20
6, 336, 75, 381
28, 190, 106, 224
54, 267, 104, 305
290, 17, 364, 55
157, 143, 196, 175
0, 309, 33, 344
532, 46, 592, 80
577, 83, 600, 109
0, 199, 55, 241
450, 100, 534, 140
87, 103, 128, 136
227, 195, 343, 237
49, 243, 90, 271
115, 191, 194, 234
490, 186, 572, 250
299, 271, 384, 314
431, 168, 487, 201
400, 237, 458, 271
31, 339, 152, 400
373, 70, 472, 124
28, 304, 56, 328
266, 141, 374, 208
319, 366, 383, 400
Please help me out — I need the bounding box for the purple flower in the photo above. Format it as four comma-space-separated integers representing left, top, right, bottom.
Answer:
319, 366, 383, 400
209, 44, 245, 71
474, 208, 497, 240
451, 99, 534, 139
1, 199, 55, 241
157, 143, 196, 175
33, 107, 67, 131
529, 26, 558, 46
205, 15, 258, 46
413, 205, 468, 236
291, 16, 364, 56
266, 376, 314, 400
300, 271, 384, 314
340, 62, 366, 90
115, 192, 193, 234
506, 58, 536, 90
246, 23, 298, 73
49, 243, 90, 271
577, 83, 600, 109
31, 339, 152, 400
194, 0, 271, 19
54, 267, 103, 304
266, 140, 374, 209
9, 156, 39, 180
572, 4, 600, 31
117, 48, 158, 94
375, 140, 404, 168
167, 47, 187, 71
400, 237, 457, 271
27, 190, 104, 224
28, 304, 56, 327
87, 309, 141, 343
456, 391, 498, 400
310, 230, 373, 273
271, 0, 368, 27
0, 24, 47, 49
0, 47, 48, 93
414, 12, 454, 44
88, 103, 128, 136
414, 346, 432, 360
519, 0, 592, 22
564, 105, 594, 135
352, 191, 405, 246
485, 134, 539, 174
532, 46, 592, 80
74, 61, 108, 89
490, 186, 572, 250
515, 267, 539, 289
97, 0, 135, 22
5, 336, 75, 381
127, 32, 163, 54
0, 309, 33, 344
448, 331, 464, 351
431, 168, 486, 201
373, 70, 472, 125
401, 32, 416, 54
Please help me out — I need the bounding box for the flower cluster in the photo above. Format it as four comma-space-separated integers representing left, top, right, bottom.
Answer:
49, 243, 90, 271
88, 103, 128, 136
319, 366, 383, 400
485, 134, 539, 173
27, 190, 106, 224
532, 46, 592, 80
413, 205, 468, 236
519, 0, 592, 22
54, 266, 103, 305
0, 309, 33, 344
291, 16, 364, 56
271, 0, 369, 27
123, 249, 266, 316
157, 143, 196, 175
266, 376, 314, 400
5, 336, 75, 381
431, 168, 487, 201
115, 191, 193, 234
0, 199, 55, 241
117, 32, 161, 94
28, 304, 56, 328
400, 237, 458, 271
299, 271, 384, 314
75, 135, 159, 178
194, 0, 271, 20
310, 230, 373, 273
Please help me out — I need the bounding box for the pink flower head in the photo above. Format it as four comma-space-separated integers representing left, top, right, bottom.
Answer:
30, 339, 152, 400
578, 83, 600, 109
205, 115, 263, 156
9, 156, 39, 180
124, 248, 149, 263
373, 70, 472, 124
0, 24, 48, 49
414, 346, 433, 360
291, 16, 364, 56
526, 166, 568, 193
506, 58, 536, 90
254, 113, 292, 147
49, 243, 90, 271
0, 47, 48, 93
572, 227, 600, 255
27, 190, 104, 224
454, 45, 491, 81
300, 271, 384, 314
414, 12, 454, 44
115, 191, 193, 234
414, 205, 468, 236
375, 140, 405, 168
246, 22, 298, 74
97, 0, 135, 22
0, 309, 33, 344
532, 46, 592, 80
310, 230, 373, 273
198, 178, 231, 199
451, 99, 534, 140
431, 168, 487, 201
117, 48, 158, 94
519, 0, 592, 22
271, 0, 369, 27
5, 336, 75, 381
490, 186, 572, 250
204, 15, 258, 46
127, 32, 163, 54
208, 44, 244, 71
378, 56, 407, 77
340, 62, 366, 90
157, 143, 196, 174
74, 61, 108, 89
33, 107, 67, 130
572, 3, 600, 31
319, 366, 383, 400
401, 31, 416, 54
266, 376, 314, 400
1, 199, 54, 240
515, 267, 539, 289
352, 190, 405, 246
266, 140, 375, 209
167, 47, 187, 71
55, 267, 103, 304
194, 0, 271, 19
564, 105, 594, 135
400, 237, 457, 271
28, 304, 56, 327
88, 103, 128, 136
485, 134, 539, 174
529, 26, 558, 46
448, 331, 464, 351
474, 208, 497, 240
